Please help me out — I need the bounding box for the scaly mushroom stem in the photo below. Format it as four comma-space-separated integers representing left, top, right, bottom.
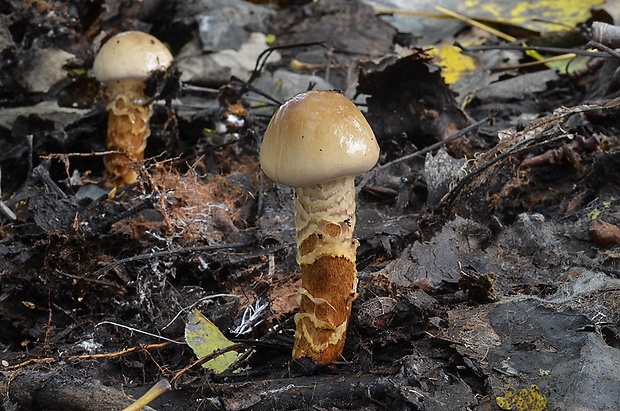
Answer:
104, 80, 152, 186
292, 175, 358, 362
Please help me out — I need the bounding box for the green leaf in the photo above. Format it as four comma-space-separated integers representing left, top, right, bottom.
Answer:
184, 309, 238, 373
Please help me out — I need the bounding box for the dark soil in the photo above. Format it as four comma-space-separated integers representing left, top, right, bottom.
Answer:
2, 1, 620, 411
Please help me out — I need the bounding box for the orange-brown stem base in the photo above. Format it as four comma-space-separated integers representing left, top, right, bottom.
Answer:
292, 251, 356, 363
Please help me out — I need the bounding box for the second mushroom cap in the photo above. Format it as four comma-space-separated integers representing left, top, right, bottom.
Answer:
93, 31, 173, 84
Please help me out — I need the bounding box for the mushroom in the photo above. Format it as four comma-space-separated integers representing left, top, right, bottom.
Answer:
92, 31, 173, 186
259, 90, 380, 363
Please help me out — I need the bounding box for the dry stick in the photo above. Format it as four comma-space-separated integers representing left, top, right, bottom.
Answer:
91, 241, 254, 278
457, 43, 611, 58
32, 160, 68, 199
2, 342, 173, 371
169, 343, 245, 384
586, 40, 620, 60
458, 43, 610, 71
69, 342, 174, 361
439, 96, 620, 212
121, 379, 172, 411
170, 335, 295, 384
357, 117, 491, 193
91, 198, 155, 232
3, 371, 158, 411
230, 75, 283, 106
160, 293, 240, 331
247, 40, 330, 85
379, 117, 491, 171
42, 150, 131, 159
436, 5, 582, 70
55, 269, 122, 288
440, 127, 565, 211
0, 168, 16, 220
97, 321, 186, 345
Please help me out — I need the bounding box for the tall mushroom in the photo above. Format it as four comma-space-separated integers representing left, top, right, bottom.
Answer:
259, 90, 380, 363
92, 31, 173, 186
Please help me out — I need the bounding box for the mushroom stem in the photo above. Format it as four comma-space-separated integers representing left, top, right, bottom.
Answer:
292, 176, 358, 362
104, 80, 152, 186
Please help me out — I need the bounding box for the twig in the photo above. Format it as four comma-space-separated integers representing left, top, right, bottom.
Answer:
55, 269, 123, 289
357, 117, 491, 192
1, 342, 172, 371
161, 293, 239, 331
90, 198, 155, 232
438, 95, 620, 212
122, 379, 172, 411
230, 76, 283, 106
457, 42, 611, 58
247, 41, 330, 84
379, 117, 491, 171
0, 167, 16, 220
32, 160, 67, 199
586, 40, 620, 59
42, 150, 129, 159
92, 242, 254, 278
96, 321, 186, 344
169, 343, 245, 384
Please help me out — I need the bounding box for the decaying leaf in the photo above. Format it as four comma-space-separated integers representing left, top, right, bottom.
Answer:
427, 43, 479, 85
185, 309, 239, 373
358, 50, 469, 146
496, 384, 548, 411
459, 0, 604, 33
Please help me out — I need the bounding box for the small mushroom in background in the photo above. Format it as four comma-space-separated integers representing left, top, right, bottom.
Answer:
92, 31, 173, 186
260, 90, 380, 363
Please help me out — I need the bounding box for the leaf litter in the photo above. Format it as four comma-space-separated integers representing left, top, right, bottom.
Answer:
2, 0, 620, 410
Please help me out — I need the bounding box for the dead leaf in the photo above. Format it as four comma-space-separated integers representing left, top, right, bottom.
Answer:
496, 384, 548, 411
185, 309, 239, 373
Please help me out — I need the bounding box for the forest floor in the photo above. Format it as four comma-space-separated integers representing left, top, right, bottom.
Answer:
2, 1, 620, 410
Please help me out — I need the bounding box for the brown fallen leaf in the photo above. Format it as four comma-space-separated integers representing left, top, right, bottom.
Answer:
589, 219, 620, 246
268, 275, 301, 321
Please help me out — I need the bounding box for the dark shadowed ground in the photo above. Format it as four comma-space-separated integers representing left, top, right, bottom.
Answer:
1, 1, 620, 410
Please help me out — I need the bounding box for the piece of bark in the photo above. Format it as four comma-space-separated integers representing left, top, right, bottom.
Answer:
0, 371, 156, 411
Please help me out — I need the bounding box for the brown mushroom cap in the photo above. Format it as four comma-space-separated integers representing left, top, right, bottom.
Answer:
92, 31, 173, 84
259, 90, 379, 188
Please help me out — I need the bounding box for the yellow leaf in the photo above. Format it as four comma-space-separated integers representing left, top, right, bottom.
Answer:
496, 384, 549, 411
437, 3, 596, 74
461, 0, 604, 33
185, 309, 238, 373
427, 44, 478, 85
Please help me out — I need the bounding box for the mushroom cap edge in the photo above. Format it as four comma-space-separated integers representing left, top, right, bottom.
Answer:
259, 90, 380, 188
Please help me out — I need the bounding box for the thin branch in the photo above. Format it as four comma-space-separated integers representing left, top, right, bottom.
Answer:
92, 241, 254, 278
378, 117, 491, 171
457, 42, 611, 58
356, 117, 491, 193
96, 321, 186, 344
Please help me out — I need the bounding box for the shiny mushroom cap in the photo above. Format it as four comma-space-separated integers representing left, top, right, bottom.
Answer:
92, 31, 173, 85
259, 90, 379, 188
